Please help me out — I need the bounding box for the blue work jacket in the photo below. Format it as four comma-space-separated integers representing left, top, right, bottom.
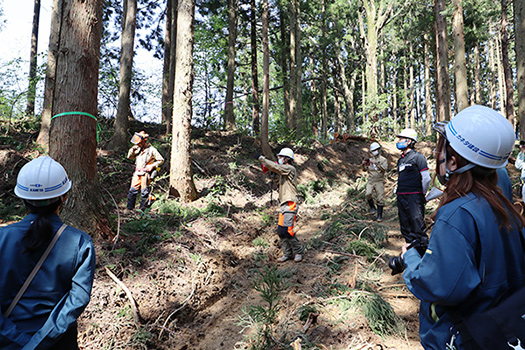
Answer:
0, 214, 96, 349
403, 193, 525, 350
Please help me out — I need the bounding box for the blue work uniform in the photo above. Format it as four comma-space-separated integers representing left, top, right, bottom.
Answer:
0, 213, 96, 349
496, 167, 513, 202
403, 193, 525, 350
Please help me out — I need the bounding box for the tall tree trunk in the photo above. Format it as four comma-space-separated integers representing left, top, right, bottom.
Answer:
515, 0, 525, 139
337, 49, 355, 133
404, 63, 409, 128
497, 36, 506, 116
333, 71, 342, 134
27, 0, 41, 116
250, 0, 260, 136
452, 0, 468, 112
489, 34, 498, 109
48, 0, 109, 238
109, 0, 137, 151
321, 0, 328, 139
162, 0, 177, 135
424, 37, 433, 136
37, 0, 62, 149
224, 0, 238, 131
392, 59, 398, 133
295, 0, 303, 138
409, 46, 415, 128
474, 41, 482, 104
501, 0, 515, 126
261, 0, 273, 158
168, 0, 178, 134
289, 0, 296, 131
278, 1, 290, 127
435, 0, 451, 121
170, 0, 197, 201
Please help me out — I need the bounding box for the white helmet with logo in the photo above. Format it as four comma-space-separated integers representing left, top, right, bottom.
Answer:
15, 156, 72, 203
397, 128, 418, 142
277, 147, 294, 160
370, 142, 381, 152
443, 105, 514, 169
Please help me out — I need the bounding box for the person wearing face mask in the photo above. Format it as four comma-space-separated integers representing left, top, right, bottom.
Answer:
257, 148, 304, 262
401, 105, 525, 350
514, 140, 525, 203
395, 128, 431, 253
362, 142, 388, 221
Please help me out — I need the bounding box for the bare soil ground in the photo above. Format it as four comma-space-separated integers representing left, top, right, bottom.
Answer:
3, 128, 520, 350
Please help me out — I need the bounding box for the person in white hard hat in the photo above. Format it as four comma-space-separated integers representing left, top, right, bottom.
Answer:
400, 105, 525, 350
362, 142, 388, 221
395, 128, 431, 253
257, 148, 304, 262
0, 156, 95, 349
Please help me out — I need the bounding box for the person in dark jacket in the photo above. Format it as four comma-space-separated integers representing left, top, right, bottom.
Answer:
0, 156, 96, 349
401, 106, 525, 349
395, 128, 431, 253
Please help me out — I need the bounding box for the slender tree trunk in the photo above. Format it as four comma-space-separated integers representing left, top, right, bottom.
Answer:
321, 0, 328, 139
501, 0, 515, 126
37, 0, 62, 149
289, 0, 297, 131
497, 36, 506, 116
409, 46, 415, 128
168, 0, 178, 134
424, 37, 433, 136
452, 0, 468, 112
310, 57, 319, 138
48, 0, 109, 238
333, 71, 342, 134
337, 50, 355, 133
435, 0, 451, 121
161, 0, 173, 133
261, 0, 273, 158
489, 34, 498, 109
27, 0, 41, 116
474, 41, 482, 104
392, 59, 398, 133
250, 0, 260, 136
515, 0, 525, 139
278, 1, 290, 127
224, 0, 238, 131
109, 0, 137, 151
295, 0, 303, 137
404, 63, 409, 128
169, 0, 197, 202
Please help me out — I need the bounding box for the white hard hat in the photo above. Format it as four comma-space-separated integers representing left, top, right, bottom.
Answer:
277, 147, 294, 159
397, 128, 418, 142
442, 105, 515, 168
15, 156, 72, 202
370, 142, 381, 152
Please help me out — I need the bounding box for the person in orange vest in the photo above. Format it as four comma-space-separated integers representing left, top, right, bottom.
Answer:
126, 131, 164, 211
257, 148, 304, 262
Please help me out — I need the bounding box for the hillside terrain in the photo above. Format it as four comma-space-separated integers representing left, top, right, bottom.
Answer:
2, 125, 521, 350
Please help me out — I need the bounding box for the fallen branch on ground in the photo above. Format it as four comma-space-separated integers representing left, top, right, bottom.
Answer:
105, 266, 141, 325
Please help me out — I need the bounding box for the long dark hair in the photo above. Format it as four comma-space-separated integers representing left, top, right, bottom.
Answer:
434, 138, 525, 230
22, 199, 63, 253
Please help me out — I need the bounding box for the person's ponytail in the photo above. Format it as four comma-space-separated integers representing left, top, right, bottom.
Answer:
22, 199, 62, 253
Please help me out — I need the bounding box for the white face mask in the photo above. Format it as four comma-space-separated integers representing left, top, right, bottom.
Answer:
371, 150, 379, 156
278, 158, 284, 165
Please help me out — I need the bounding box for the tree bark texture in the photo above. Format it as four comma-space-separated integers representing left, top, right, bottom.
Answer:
295, 0, 303, 137
110, 0, 137, 151
424, 37, 433, 136
515, 0, 525, 139
289, 0, 297, 131
250, 0, 260, 136
48, 0, 110, 238
162, 0, 173, 131
27, 0, 41, 116
261, 0, 273, 158
170, 0, 197, 202
501, 0, 515, 126
224, 0, 238, 131
435, 0, 451, 121
278, 1, 290, 128
321, 0, 328, 139
37, 0, 62, 149
452, 0, 468, 113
